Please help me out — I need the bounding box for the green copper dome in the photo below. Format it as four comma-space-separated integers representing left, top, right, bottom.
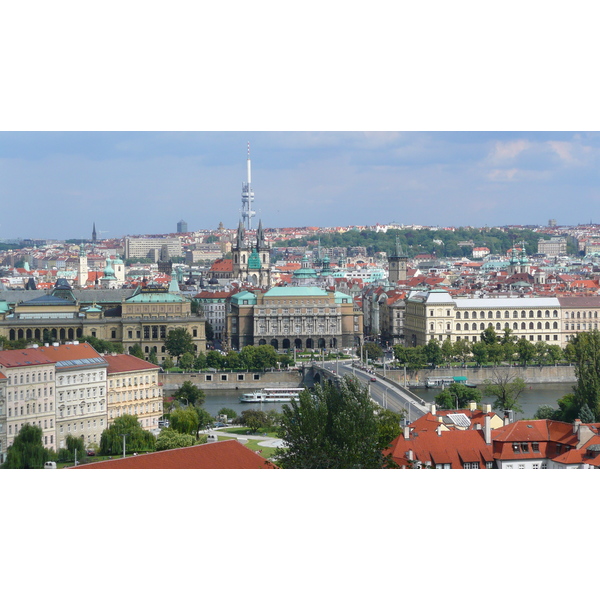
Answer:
248, 248, 262, 269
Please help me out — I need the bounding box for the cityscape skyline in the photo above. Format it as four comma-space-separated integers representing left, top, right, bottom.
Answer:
2, 131, 600, 241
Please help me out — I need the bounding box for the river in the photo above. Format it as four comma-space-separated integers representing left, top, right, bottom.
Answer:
201, 381, 574, 420
411, 381, 574, 419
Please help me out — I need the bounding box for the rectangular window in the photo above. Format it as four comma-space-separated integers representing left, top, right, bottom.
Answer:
205, 374, 213, 382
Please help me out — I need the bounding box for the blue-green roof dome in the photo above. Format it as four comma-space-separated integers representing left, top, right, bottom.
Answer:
248, 249, 262, 269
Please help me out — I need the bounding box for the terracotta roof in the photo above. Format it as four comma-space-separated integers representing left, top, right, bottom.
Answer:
72, 439, 275, 469
35, 342, 103, 363
385, 428, 493, 469
103, 354, 159, 374
0, 348, 56, 368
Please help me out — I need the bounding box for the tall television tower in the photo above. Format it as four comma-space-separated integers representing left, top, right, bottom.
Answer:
240, 142, 256, 230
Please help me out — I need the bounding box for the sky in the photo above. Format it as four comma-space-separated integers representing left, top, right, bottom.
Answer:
1, 131, 600, 240
0, 131, 600, 239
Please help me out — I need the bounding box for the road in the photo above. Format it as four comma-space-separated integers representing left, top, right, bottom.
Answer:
316, 360, 427, 420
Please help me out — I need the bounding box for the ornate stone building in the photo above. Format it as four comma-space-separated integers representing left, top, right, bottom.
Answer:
226, 286, 363, 351
0, 280, 206, 364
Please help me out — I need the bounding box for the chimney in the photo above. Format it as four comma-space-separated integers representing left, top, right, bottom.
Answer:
504, 412, 510, 426
469, 401, 477, 411
573, 419, 581, 435
403, 425, 410, 440
484, 415, 492, 444
53, 342, 59, 347
431, 403, 436, 416
484, 403, 491, 414
406, 449, 414, 461
436, 424, 442, 436
73, 340, 79, 345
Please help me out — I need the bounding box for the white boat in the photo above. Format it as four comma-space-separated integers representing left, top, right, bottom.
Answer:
239, 387, 304, 403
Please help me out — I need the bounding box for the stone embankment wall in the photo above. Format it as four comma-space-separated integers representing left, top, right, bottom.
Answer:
160, 370, 304, 393
379, 365, 577, 386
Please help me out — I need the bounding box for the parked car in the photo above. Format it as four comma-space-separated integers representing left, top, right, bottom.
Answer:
86, 450, 96, 456
370, 377, 377, 382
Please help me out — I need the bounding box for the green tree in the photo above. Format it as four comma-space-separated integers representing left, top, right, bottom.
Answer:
275, 377, 384, 469
453, 338, 472, 364
58, 434, 87, 463
405, 346, 427, 371
441, 338, 455, 364
223, 350, 243, 370
170, 406, 200, 436
78, 335, 123, 354
173, 380, 205, 406
547, 344, 563, 364
205, 322, 214, 342
218, 407, 238, 421
425, 338, 443, 367
156, 428, 195, 451
570, 330, 600, 420
363, 342, 384, 361
165, 328, 195, 360
148, 347, 158, 365
482, 370, 526, 415
194, 352, 207, 370
481, 326, 498, 345
533, 404, 559, 420
178, 352, 195, 371
487, 343, 504, 366
376, 408, 405, 450
129, 343, 145, 359
534, 341, 549, 365
471, 341, 488, 367
162, 356, 175, 371
435, 382, 482, 409
99, 415, 155, 455
2, 423, 51, 469
240, 409, 269, 432
516, 338, 535, 366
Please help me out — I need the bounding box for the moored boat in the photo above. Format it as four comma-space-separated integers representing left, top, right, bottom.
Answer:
239, 387, 304, 403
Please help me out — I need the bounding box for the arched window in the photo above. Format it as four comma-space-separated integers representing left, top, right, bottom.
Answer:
456, 312, 461, 319
456, 323, 462, 331
496, 311, 501, 318
496, 322, 501, 330
521, 311, 526, 318
577, 312, 581, 319
513, 311, 518, 318
521, 322, 526, 330
529, 322, 534, 330
545, 310, 550, 318
464, 323, 469, 331
545, 322, 550, 329
488, 311, 493, 319
537, 322, 542, 329
537, 310, 542, 318
553, 310, 558, 318
529, 310, 534, 318
505, 311, 510, 318
553, 322, 558, 329
480, 311, 485, 319
480, 323, 485, 330
472, 312, 477, 319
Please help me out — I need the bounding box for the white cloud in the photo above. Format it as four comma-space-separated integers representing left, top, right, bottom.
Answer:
488, 139, 531, 163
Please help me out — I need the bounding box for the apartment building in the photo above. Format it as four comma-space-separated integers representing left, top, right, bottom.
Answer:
104, 354, 162, 431
35, 342, 109, 450
0, 348, 57, 461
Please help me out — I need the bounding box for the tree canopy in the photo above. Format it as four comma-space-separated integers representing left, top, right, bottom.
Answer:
173, 380, 205, 406
99, 415, 156, 455
482, 370, 525, 415
165, 328, 195, 359
2, 423, 51, 469
276, 377, 385, 468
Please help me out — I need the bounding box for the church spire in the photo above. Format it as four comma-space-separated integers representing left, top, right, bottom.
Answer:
92, 222, 97, 244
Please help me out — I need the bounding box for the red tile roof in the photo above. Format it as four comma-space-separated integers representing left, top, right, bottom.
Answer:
72, 439, 275, 469
385, 428, 493, 468
35, 342, 102, 364
103, 354, 159, 374
0, 348, 56, 368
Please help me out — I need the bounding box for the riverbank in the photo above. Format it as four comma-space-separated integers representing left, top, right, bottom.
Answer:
379, 364, 576, 386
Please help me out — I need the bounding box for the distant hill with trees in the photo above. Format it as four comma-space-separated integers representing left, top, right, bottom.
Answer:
274, 227, 552, 259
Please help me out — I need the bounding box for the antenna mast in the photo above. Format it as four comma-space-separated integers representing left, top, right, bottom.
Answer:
241, 142, 256, 230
